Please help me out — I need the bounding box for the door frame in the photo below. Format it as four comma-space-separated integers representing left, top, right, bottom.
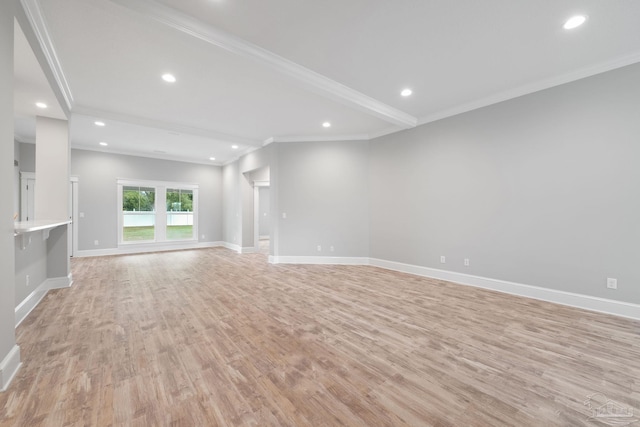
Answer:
70, 176, 78, 257
19, 171, 35, 221
253, 180, 270, 253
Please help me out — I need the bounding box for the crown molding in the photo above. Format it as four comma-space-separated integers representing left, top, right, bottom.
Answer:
71, 146, 223, 167
18, 0, 74, 114
222, 158, 239, 167
418, 51, 640, 126
72, 106, 262, 147
108, 0, 417, 129
263, 126, 403, 145
269, 134, 370, 143
367, 125, 404, 140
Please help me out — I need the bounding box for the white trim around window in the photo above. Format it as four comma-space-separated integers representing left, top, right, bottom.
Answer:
117, 179, 199, 247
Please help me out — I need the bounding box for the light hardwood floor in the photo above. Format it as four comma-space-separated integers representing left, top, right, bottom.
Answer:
1, 248, 638, 426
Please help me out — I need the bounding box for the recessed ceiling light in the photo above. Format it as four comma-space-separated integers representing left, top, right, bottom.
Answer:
35, 102, 47, 109
563, 15, 587, 30
401, 88, 413, 97
322, 122, 331, 128
231, 145, 239, 149
99, 142, 108, 146
94, 121, 105, 127
162, 73, 176, 83
209, 157, 216, 161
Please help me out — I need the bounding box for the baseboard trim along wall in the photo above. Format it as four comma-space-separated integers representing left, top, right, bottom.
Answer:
368, 258, 640, 321
74, 241, 225, 257
0, 345, 22, 392
46, 274, 73, 290
266, 254, 640, 320
15, 274, 73, 327
222, 242, 241, 253
270, 256, 370, 265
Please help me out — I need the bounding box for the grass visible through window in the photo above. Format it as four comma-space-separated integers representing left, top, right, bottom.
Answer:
123, 226, 193, 241
167, 225, 193, 240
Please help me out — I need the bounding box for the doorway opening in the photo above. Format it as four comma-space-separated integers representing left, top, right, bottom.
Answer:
254, 181, 270, 254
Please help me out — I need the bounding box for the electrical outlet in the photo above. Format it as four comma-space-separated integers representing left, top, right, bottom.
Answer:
440, 256, 446, 264
282, 212, 287, 219
330, 246, 335, 252
464, 258, 470, 266
317, 245, 322, 252
201, 234, 205, 239
94, 240, 99, 246
607, 278, 617, 289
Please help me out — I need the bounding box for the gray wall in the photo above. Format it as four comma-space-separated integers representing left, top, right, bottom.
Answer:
13, 140, 20, 219
222, 160, 240, 246
71, 149, 223, 251
14, 233, 47, 306
19, 142, 35, 172
370, 62, 640, 304
0, 0, 18, 381
258, 187, 270, 237
277, 141, 369, 257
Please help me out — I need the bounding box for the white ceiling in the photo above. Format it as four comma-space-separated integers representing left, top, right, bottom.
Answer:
14, 0, 640, 165
14, 18, 65, 141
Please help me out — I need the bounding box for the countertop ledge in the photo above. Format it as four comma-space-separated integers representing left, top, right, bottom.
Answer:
14, 220, 71, 234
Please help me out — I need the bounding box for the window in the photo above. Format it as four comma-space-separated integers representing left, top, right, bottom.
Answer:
166, 188, 194, 240
118, 179, 198, 245
122, 186, 156, 242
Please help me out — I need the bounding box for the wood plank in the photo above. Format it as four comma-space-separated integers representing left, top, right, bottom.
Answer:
1, 248, 638, 426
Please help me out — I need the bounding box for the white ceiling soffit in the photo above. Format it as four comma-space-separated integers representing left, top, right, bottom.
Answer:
73, 105, 260, 147
19, 0, 74, 113
14, 18, 66, 122
71, 113, 250, 166
108, 0, 417, 129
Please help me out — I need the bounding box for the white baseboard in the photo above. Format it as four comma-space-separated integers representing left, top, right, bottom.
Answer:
221, 242, 241, 253
369, 258, 640, 321
74, 241, 225, 257
15, 284, 48, 327
241, 247, 257, 254
45, 273, 73, 290
269, 256, 369, 265
15, 274, 73, 327
0, 345, 21, 392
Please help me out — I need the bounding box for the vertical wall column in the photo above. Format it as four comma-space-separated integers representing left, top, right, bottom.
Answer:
0, 0, 21, 391
35, 116, 70, 221
34, 117, 71, 283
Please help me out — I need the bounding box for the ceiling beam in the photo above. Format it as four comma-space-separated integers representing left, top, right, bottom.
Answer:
109, 0, 418, 129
